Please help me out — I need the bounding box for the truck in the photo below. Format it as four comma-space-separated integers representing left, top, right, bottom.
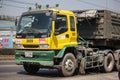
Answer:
15, 7, 120, 77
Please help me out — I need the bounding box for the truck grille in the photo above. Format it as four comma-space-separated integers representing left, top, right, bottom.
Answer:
23, 45, 39, 48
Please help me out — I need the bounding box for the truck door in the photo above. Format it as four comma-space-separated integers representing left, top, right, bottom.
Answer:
69, 16, 77, 45
53, 15, 70, 49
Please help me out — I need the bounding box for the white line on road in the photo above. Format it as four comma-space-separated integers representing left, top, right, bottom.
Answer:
0, 65, 22, 68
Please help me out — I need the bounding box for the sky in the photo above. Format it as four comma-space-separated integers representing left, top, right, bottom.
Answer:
0, 0, 120, 16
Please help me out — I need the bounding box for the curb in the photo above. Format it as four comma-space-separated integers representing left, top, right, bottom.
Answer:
0, 55, 14, 60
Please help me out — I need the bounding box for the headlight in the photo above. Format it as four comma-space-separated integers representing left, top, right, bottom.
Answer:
40, 44, 49, 49
16, 44, 22, 48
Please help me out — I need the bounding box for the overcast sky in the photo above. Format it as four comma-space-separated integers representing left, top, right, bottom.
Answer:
0, 0, 120, 16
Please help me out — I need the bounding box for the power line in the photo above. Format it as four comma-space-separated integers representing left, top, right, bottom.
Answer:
114, 0, 120, 3
77, 0, 106, 9
77, 0, 118, 12
2, 3, 28, 9
5, 0, 35, 5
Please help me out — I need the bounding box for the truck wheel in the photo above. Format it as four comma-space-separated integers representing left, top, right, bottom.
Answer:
103, 53, 114, 72
118, 70, 120, 80
79, 58, 85, 75
61, 53, 76, 77
23, 63, 39, 74
115, 54, 120, 71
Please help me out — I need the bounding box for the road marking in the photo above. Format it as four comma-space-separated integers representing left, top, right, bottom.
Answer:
0, 60, 15, 62
0, 65, 22, 68
0, 72, 16, 75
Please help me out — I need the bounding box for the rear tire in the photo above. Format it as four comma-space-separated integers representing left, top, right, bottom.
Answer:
23, 63, 39, 74
115, 54, 120, 71
118, 71, 120, 80
79, 58, 85, 75
61, 53, 76, 77
103, 53, 114, 72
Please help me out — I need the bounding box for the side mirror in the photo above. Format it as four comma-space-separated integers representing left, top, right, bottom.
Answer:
52, 13, 56, 21
15, 16, 20, 26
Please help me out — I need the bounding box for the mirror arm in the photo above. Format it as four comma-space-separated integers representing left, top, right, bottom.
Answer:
52, 13, 57, 21
15, 18, 17, 26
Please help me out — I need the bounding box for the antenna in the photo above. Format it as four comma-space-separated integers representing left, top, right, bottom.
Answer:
38, 5, 42, 9
46, 4, 49, 8
28, 7, 32, 11
56, 4, 59, 7
35, 3, 38, 9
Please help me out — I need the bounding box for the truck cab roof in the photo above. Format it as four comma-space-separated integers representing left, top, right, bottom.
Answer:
22, 8, 74, 16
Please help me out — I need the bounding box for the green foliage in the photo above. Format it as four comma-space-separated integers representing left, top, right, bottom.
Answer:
0, 15, 15, 21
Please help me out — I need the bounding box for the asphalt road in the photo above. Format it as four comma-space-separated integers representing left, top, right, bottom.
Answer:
0, 60, 119, 80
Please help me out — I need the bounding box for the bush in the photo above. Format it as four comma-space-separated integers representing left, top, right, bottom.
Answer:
0, 49, 15, 55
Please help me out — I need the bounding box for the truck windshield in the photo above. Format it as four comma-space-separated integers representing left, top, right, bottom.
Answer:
17, 13, 52, 34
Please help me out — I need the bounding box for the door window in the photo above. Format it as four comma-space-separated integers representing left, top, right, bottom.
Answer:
55, 15, 67, 35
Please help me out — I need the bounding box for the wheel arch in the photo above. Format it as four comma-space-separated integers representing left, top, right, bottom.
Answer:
113, 49, 120, 71
103, 49, 115, 60
114, 49, 120, 61
55, 46, 77, 59
103, 49, 113, 56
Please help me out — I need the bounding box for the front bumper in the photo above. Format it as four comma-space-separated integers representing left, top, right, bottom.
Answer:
15, 50, 55, 66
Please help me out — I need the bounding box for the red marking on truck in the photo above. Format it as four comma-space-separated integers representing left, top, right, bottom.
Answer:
39, 38, 45, 44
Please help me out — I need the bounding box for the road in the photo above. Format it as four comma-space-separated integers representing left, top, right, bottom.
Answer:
0, 60, 119, 80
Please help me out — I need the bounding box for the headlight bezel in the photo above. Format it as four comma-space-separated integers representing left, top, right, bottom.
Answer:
40, 44, 49, 49
16, 44, 22, 48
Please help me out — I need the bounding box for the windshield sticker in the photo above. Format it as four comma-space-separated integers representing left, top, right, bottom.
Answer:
58, 36, 65, 40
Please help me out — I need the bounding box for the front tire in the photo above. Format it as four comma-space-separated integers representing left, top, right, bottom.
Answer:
103, 53, 115, 72
23, 63, 39, 74
61, 53, 76, 77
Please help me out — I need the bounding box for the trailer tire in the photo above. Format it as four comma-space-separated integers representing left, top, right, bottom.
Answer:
23, 63, 39, 74
115, 54, 120, 71
79, 58, 85, 75
103, 53, 114, 72
61, 53, 76, 77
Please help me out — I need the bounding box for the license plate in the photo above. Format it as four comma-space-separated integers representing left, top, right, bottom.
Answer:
25, 51, 33, 57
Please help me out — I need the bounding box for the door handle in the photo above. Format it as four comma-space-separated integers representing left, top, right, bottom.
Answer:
66, 34, 69, 38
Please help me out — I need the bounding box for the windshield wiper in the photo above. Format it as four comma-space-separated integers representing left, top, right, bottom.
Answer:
47, 19, 52, 36
18, 27, 33, 33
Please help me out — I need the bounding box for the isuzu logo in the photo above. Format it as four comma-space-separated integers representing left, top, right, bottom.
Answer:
27, 39, 33, 43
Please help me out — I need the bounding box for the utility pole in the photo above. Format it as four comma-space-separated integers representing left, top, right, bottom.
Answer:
106, 0, 108, 10
0, 0, 3, 8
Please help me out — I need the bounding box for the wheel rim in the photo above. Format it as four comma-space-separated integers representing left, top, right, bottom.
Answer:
107, 57, 112, 68
103, 53, 115, 72
64, 59, 74, 71
107, 55, 113, 68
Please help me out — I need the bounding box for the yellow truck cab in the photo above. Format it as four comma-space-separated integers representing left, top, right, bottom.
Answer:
15, 8, 78, 76
15, 8, 77, 50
